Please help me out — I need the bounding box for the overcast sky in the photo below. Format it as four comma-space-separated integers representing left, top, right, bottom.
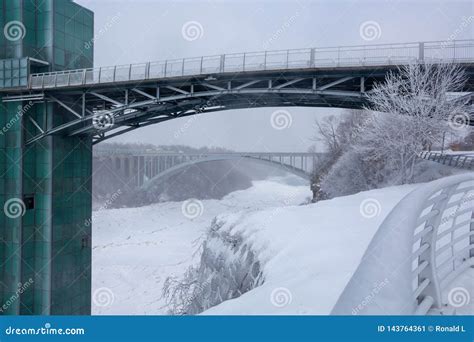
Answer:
76, 0, 473, 152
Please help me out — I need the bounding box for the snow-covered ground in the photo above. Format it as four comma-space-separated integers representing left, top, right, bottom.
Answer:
202, 183, 418, 315
93, 176, 472, 315
92, 176, 311, 315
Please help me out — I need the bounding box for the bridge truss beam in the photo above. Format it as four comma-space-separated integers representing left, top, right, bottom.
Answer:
14, 76, 474, 146
14, 72, 373, 145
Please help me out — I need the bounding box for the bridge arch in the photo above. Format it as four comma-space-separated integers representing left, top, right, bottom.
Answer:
94, 152, 321, 188
142, 154, 312, 188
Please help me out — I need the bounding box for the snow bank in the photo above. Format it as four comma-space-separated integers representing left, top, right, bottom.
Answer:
195, 184, 418, 315
93, 177, 310, 315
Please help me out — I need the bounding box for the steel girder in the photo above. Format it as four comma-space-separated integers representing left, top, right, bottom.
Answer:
19, 73, 371, 144
2, 64, 473, 145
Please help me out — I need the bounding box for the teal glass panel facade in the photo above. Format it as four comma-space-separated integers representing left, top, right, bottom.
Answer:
0, 101, 23, 315
0, 0, 94, 315
0, 58, 28, 88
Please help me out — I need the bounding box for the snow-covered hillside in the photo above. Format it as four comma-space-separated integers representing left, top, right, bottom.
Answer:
92, 177, 311, 314
93, 178, 431, 315
201, 183, 418, 315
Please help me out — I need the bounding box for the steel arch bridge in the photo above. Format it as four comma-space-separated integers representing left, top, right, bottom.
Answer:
0, 1, 473, 317
94, 151, 322, 187
2, 40, 474, 146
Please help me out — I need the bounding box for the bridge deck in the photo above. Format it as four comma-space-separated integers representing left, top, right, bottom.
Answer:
18, 39, 474, 91
1, 40, 473, 145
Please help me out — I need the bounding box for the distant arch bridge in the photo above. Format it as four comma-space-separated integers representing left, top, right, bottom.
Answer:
94, 150, 323, 187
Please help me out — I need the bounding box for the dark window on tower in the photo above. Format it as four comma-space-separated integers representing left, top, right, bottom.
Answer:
23, 195, 35, 210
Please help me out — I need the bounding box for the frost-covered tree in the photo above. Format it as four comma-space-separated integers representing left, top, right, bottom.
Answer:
320, 63, 470, 197
360, 63, 469, 183
310, 110, 364, 201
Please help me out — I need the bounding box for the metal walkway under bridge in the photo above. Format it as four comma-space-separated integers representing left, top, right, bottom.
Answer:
94, 150, 321, 187
2, 40, 474, 145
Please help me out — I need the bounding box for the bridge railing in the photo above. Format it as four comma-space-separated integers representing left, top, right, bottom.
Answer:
29, 40, 474, 89
419, 151, 474, 170
95, 151, 323, 187
93, 150, 320, 158
331, 173, 474, 315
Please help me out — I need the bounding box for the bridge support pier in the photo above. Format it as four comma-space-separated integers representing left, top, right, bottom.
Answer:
0, 101, 92, 315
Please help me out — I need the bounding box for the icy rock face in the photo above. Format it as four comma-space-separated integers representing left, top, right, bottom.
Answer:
163, 217, 263, 315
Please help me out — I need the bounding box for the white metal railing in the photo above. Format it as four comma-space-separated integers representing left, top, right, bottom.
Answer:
419, 151, 474, 170
331, 173, 474, 315
92, 150, 320, 158
28, 40, 474, 90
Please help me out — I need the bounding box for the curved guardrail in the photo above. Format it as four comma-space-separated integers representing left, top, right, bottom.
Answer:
419, 151, 474, 170
28, 40, 474, 89
331, 173, 474, 315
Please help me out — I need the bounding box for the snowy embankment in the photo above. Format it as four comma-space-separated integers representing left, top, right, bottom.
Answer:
93, 176, 439, 315
92, 177, 311, 315
201, 184, 418, 315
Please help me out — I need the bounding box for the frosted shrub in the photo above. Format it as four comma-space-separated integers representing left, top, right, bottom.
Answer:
163, 218, 264, 315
